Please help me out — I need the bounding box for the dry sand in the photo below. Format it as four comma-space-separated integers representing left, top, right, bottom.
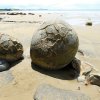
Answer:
0, 13, 100, 100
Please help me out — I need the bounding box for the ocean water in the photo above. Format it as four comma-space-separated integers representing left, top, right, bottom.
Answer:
34, 10, 99, 25
24, 10, 100, 25
62, 10, 100, 25
1, 10, 100, 25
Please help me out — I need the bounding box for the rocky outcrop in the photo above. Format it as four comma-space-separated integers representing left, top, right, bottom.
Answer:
87, 74, 100, 87
34, 84, 91, 100
77, 61, 100, 87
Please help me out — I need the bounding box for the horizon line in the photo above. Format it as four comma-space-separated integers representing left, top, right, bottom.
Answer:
0, 8, 100, 11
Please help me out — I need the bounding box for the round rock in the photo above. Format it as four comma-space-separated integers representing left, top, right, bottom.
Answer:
30, 20, 79, 70
0, 33, 23, 62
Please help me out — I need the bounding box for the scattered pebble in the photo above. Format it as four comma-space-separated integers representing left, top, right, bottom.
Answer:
77, 75, 86, 82
77, 86, 81, 90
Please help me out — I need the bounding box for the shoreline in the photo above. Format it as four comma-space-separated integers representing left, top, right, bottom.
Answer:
0, 12, 100, 100
0, 11, 100, 25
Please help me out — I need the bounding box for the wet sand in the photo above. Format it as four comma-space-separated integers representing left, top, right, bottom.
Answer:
0, 13, 100, 100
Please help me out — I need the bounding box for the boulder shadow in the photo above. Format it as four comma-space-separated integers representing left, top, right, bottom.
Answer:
31, 60, 81, 80
9, 56, 24, 68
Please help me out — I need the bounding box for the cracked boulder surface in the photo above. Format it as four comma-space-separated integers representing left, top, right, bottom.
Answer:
0, 33, 23, 62
30, 20, 79, 70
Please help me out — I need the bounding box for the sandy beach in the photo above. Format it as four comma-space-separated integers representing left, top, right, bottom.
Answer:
0, 12, 100, 100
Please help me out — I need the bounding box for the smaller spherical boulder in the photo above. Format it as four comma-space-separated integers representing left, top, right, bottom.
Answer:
30, 20, 79, 70
86, 21, 92, 26
0, 33, 23, 62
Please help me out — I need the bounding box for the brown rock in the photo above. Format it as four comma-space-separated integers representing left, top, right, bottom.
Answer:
30, 20, 79, 70
0, 33, 23, 62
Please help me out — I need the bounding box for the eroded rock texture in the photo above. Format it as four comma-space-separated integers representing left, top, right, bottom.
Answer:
0, 33, 23, 62
30, 20, 79, 69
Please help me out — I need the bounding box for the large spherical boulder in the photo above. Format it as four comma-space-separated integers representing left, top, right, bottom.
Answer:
0, 33, 23, 62
30, 20, 79, 70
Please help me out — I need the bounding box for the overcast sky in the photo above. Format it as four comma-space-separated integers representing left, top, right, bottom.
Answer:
0, 0, 100, 9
